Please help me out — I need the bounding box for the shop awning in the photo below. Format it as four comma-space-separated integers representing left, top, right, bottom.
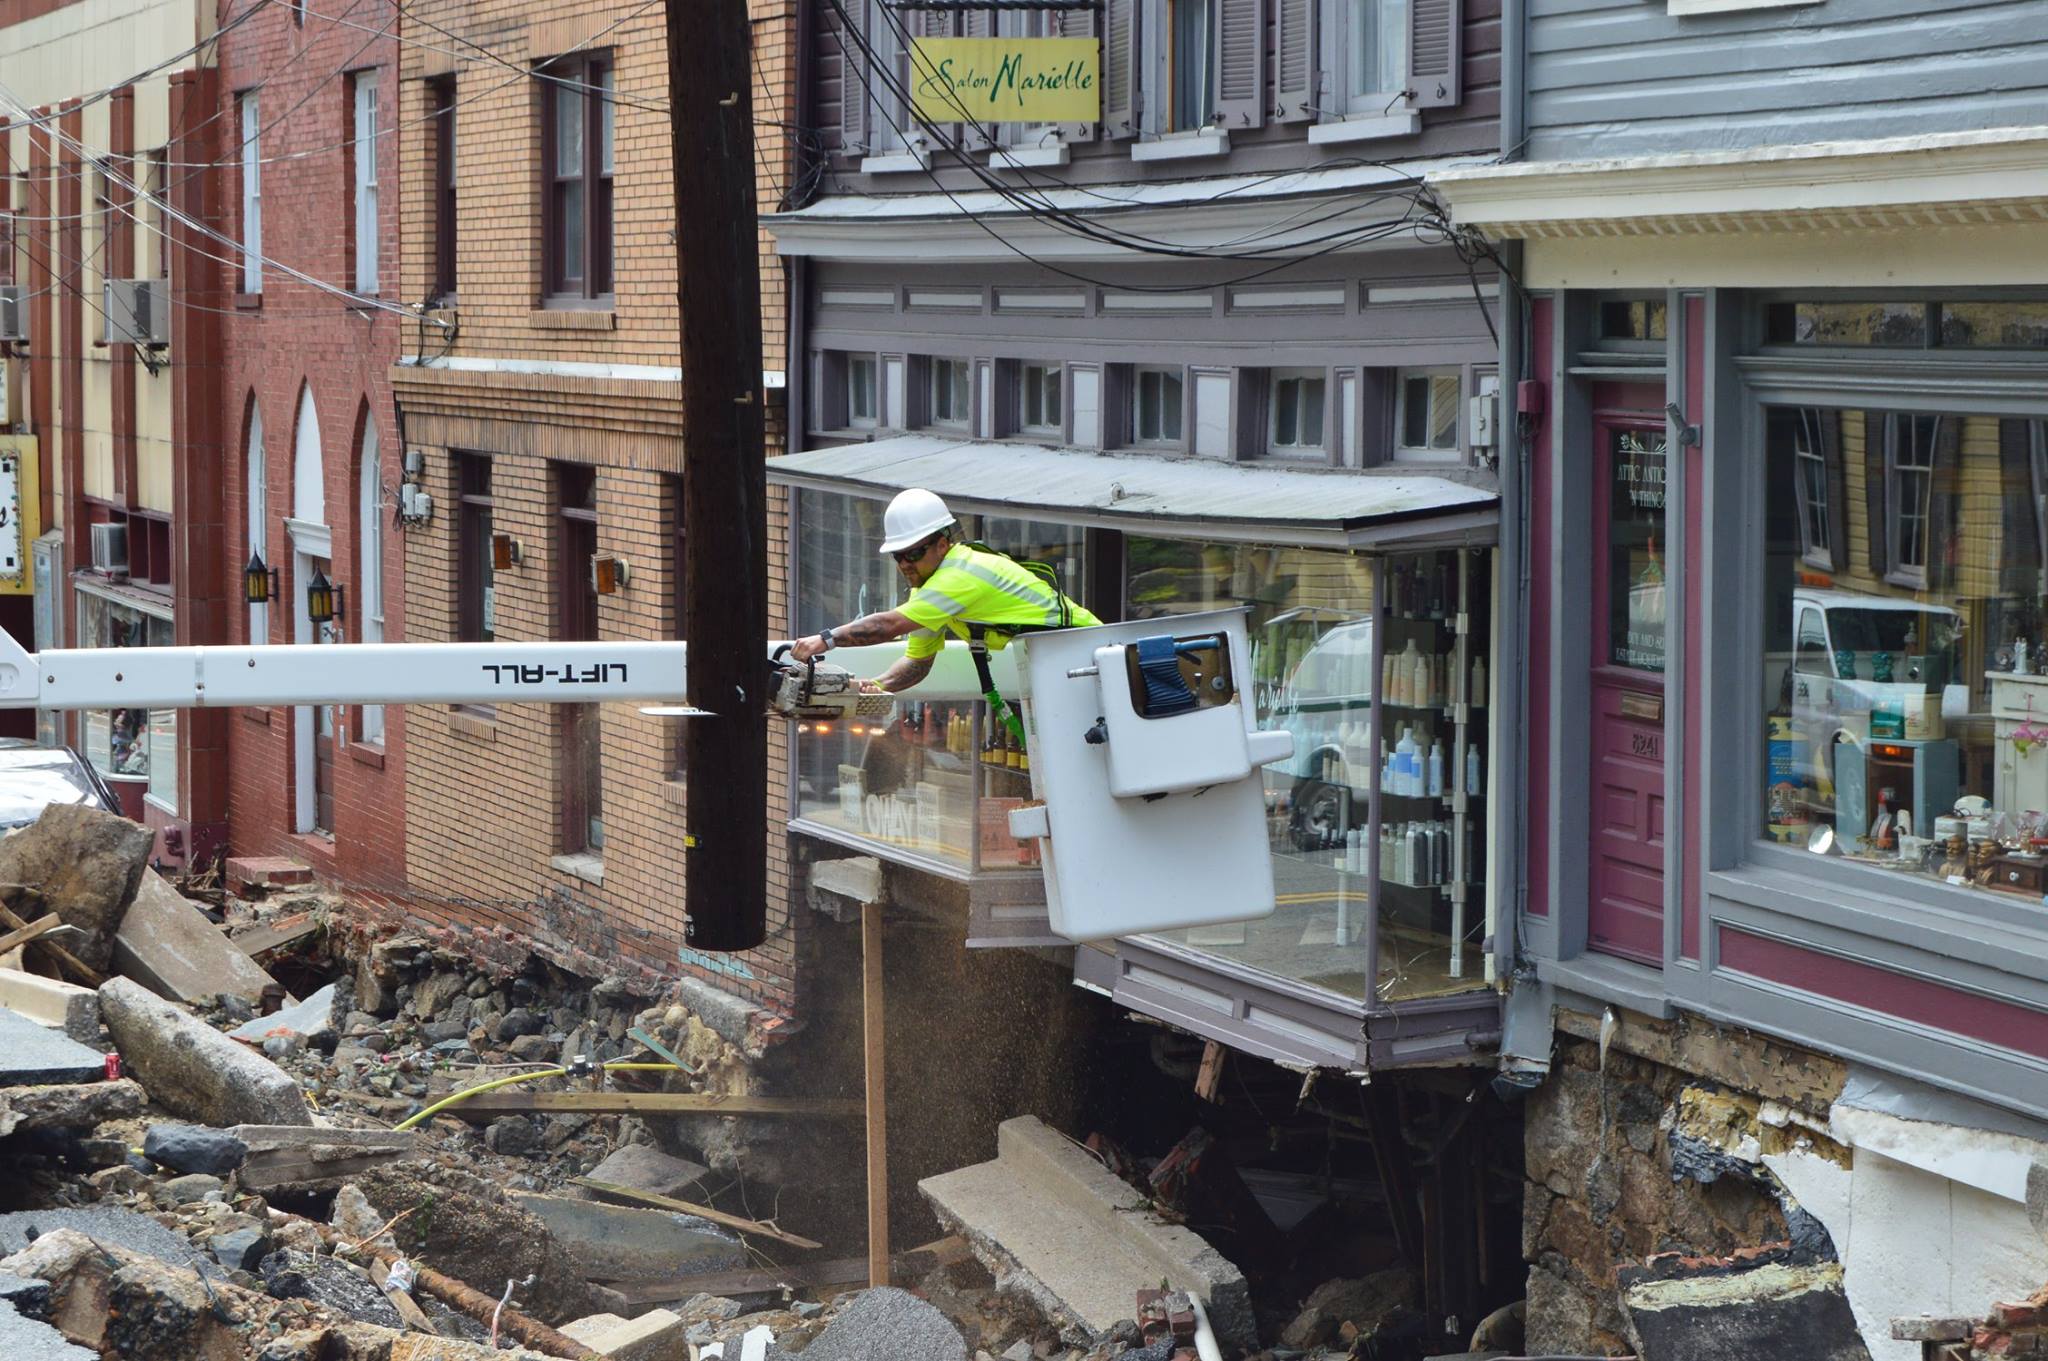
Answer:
767, 436, 1497, 549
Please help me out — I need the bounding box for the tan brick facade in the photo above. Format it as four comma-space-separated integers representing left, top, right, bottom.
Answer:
391, 0, 799, 1008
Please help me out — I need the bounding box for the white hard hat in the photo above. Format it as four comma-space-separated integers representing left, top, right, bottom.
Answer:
879, 488, 956, 554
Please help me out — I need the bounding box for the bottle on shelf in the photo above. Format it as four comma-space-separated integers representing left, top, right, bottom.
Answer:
1409, 645, 1430, 712
1472, 655, 1487, 706
1395, 726, 1419, 797
1466, 744, 1483, 797
1428, 738, 1445, 798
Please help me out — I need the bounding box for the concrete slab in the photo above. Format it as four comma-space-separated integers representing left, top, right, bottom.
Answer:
919, 1116, 1252, 1350
0, 1208, 220, 1279
98, 977, 311, 1127
0, 970, 98, 1043
111, 870, 278, 1006
224, 857, 312, 896
1622, 1262, 1870, 1361
580, 1144, 712, 1202
561, 1307, 688, 1360
507, 1192, 744, 1283
793, 1287, 966, 1361
0, 1008, 106, 1087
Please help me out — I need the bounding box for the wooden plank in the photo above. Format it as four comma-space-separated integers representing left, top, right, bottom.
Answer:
441, 1091, 863, 1120
0, 903, 103, 986
600, 1258, 869, 1309
570, 1178, 824, 1251
230, 911, 319, 957
1194, 1040, 1226, 1104
369, 1258, 437, 1335
0, 913, 60, 958
862, 900, 889, 1289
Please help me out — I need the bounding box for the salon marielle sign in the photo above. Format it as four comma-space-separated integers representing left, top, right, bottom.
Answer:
909, 37, 1100, 124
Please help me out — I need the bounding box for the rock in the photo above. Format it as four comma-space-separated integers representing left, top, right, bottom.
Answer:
0, 804, 153, 970
798, 1288, 969, 1361
560, 1307, 688, 1360
409, 971, 468, 1020
421, 1019, 467, 1044
1279, 1269, 1416, 1351
258, 1250, 403, 1329
680, 1293, 744, 1321
210, 1225, 271, 1271
112, 869, 279, 1005
0, 1080, 143, 1139
582, 1144, 711, 1202
354, 959, 398, 1018
98, 977, 312, 1127
143, 1124, 248, 1176
496, 1008, 542, 1042
158, 1173, 224, 1204
507, 1033, 557, 1062
507, 1192, 744, 1283
486, 1116, 541, 1157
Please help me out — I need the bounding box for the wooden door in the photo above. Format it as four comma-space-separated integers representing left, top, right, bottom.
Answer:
1588, 406, 1669, 964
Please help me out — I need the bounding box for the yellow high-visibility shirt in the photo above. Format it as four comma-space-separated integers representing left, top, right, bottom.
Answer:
900, 543, 1100, 660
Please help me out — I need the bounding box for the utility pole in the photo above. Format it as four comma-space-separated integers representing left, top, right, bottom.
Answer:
665, 0, 769, 952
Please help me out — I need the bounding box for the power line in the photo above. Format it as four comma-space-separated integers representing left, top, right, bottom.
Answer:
0, 0, 281, 132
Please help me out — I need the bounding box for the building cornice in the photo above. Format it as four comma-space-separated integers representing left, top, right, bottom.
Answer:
1428, 127, 2048, 240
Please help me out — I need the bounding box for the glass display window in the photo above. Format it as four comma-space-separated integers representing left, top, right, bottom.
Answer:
791, 490, 1084, 872
77, 588, 177, 813
1759, 405, 2048, 907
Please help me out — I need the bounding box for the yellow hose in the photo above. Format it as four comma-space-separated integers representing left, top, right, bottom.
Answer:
393, 1061, 676, 1132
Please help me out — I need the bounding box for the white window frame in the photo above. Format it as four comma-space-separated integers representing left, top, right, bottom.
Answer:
1019, 361, 1063, 436
1393, 367, 1462, 461
928, 357, 971, 429
238, 91, 261, 294
1884, 412, 1939, 590
352, 72, 379, 293
1336, 0, 1411, 115
1266, 367, 1328, 456
1144, 0, 1217, 136
246, 404, 267, 646
358, 423, 386, 744
1134, 365, 1186, 447
848, 353, 879, 428
866, 4, 913, 155
1791, 407, 1833, 571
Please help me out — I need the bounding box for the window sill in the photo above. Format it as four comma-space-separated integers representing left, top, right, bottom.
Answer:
234, 292, 262, 310
1131, 131, 1229, 163
1669, 0, 1820, 12
1392, 448, 1465, 464
550, 852, 604, 886
861, 150, 933, 175
1308, 110, 1421, 146
531, 305, 616, 330
348, 741, 386, 770
989, 143, 1070, 170
449, 709, 498, 742
661, 778, 686, 810
242, 706, 272, 727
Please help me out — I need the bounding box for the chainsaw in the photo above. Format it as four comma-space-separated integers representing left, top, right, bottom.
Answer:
768, 645, 895, 721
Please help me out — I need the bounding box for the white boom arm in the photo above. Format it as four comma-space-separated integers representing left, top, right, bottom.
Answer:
0, 628, 1014, 711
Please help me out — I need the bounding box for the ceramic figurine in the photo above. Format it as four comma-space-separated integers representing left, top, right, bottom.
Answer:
2018, 638, 2033, 676
1835, 649, 1857, 681
1872, 651, 1894, 684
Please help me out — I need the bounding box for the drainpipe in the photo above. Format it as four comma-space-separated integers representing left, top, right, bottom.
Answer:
1493, 0, 1530, 987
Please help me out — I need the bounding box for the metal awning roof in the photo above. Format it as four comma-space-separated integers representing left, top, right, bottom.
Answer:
768, 436, 1497, 549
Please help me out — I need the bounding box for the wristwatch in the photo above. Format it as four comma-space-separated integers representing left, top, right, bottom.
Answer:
818, 628, 837, 652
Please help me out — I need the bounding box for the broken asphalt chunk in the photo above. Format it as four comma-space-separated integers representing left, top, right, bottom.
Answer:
143, 1123, 250, 1177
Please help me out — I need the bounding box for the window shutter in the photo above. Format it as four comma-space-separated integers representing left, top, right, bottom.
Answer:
1102, 0, 1138, 139
1407, 0, 1461, 108
1271, 0, 1317, 122
1864, 412, 1888, 578
1214, 0, 1265, 129
1927, 415, 1961, 591
1821, 409, 1847, 574
912, 9, 963, 148
838, 0, 868, 153
1055, 8, 1099, 143
2000, 419, 2042, 600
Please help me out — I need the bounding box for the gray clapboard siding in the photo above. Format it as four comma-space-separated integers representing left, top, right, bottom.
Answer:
1527, 0, 2048, 160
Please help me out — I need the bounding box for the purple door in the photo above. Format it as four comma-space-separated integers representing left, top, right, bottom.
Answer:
1588, 405, 1669, 964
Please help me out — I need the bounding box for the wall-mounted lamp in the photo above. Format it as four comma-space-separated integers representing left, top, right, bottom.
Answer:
492, 531, 523, 571
592, 554, 631, 596
306, 569, 345, 626
1665, 401, 1701, 448
244, 550, 280, 605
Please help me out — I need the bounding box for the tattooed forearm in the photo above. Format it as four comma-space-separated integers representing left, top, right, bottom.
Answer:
831, 611, 914, 646
877, 654, 934, 693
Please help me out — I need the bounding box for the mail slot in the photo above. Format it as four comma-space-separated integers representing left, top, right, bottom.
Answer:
1619, 691, 1662, 724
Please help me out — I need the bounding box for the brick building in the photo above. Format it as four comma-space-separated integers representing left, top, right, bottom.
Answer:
0, 0, 231, 866
390, 0, 799, 1005
219, 0, 407, 892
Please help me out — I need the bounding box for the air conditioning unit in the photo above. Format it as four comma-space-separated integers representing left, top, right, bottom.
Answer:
89, 522, 128, 579
102, 279, 170, 348
0, 285, 25, 344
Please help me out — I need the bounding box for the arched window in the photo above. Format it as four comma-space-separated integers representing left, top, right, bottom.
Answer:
357, 416, 385, 743
293, 385, 324, 527
244, 396, 267, 644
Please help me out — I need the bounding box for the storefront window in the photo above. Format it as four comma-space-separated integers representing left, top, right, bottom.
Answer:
1760, 405, 2048, 908
77, 589, 177, 813
792, 490, 1085, 871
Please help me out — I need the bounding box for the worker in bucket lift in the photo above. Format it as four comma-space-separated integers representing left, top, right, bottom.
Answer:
790, 489, 1100, 701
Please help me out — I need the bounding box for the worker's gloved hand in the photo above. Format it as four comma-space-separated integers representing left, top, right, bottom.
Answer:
858, 679, 886, 694
790, 634, 828, 662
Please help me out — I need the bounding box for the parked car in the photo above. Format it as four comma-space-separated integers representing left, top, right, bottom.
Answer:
0, 738, 124, 830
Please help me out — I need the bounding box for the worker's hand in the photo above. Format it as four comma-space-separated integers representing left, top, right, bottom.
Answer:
858, 679, 887, 694
790, 633, 828, 662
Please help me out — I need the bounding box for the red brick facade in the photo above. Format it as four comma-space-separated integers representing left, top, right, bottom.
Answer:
219, 2, 407, 892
